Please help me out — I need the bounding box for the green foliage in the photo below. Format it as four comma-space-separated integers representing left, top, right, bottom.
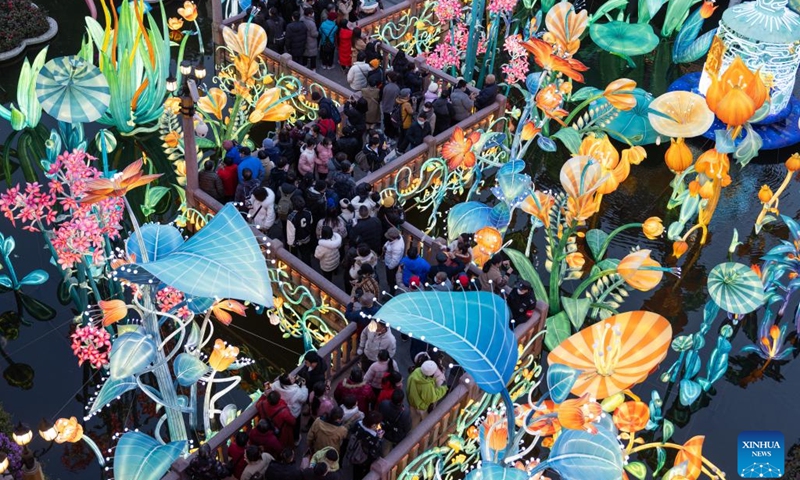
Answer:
0, 401, 13, 435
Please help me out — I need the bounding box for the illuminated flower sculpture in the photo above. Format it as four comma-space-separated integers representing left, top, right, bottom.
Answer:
80, 159, 161, 204
548, 311, 672, 399
442, 126, 482, 170
54, 417, 84, 444
705, 56, 768, 136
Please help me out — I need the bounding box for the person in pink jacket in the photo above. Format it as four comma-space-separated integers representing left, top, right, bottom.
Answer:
298, 139, 318, 177
315, 137, 334, 180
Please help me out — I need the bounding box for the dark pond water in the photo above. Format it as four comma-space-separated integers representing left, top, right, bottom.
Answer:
1, 0, 800, 479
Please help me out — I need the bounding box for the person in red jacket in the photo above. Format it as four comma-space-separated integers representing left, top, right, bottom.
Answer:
217, 156, 239, 202
333, 367, 374, 413
227, 431, 249, 479
256, 390, 297, 450
337, 19, 353, 71
376, 371, 403, 405
248, 418, 283, 458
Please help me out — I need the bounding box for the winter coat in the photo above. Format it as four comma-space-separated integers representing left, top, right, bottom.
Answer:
406, 367, 447, 411
341, 404, 364, 429
315, 144, 333, 174
432, 97, 454, 135
378, 400, 412, 443
287, 209, 314, 246
307, 416, 349, 454
249, 428, 282, 458
381, 82, 400, 116
217, 164, 239, 198
256, 396, 297, 448
298, 148, 317, 176
344, 103, 367, 134
235, 178, 260, 204
361, 86, 381, 124
364, 359, 399, 389
239, 155, 266, 183
265, 461, 303, 480
400, 256, 431, 286
397, 97, 414, 129
382, 237, 405, 270
302, 15, 319, 57
404, 120, 431, 150
474, 82, 498, 110
271, 379, 309, 417
450, 89, 474, 123
242, 452, 274, 480
319, 19, 338, 49
347, 61, 371, 91
198, 170, 225, 201
358, 329, 397, 362
334, 379, 374, 413
248, 188, 277, 230
265, 16, 286, 51
317, 217, 348, 241
350, 216, 383, 253
366, 67, 384, 88
285, 20, 308, 59
347, 422, 382, 466
348, 251, 379, 280
315, 233, 342, 272
345, 303, 380, 329
337, 27, 354, 67
298, 361, 329, 390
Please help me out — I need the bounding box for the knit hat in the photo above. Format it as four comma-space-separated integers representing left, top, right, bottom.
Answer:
385, 227, 400, 240
369, 59, 380, 68
399, 88, 411, 99
409, 275, 421, 287
457, 273, 470, 288
381, 196, 395, 207
262, 138, 275, 150
428, 82, 439, 94
421, 360, 438, 377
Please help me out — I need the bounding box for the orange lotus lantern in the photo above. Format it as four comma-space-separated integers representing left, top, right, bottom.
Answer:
617, 250, 664, 291
705, 56, 768, 136
548, 311, 672, 399
612, 401, 650, 433
472, 226, 504, 267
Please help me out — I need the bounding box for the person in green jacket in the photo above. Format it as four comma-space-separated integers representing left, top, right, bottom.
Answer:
406, 360, 448, 428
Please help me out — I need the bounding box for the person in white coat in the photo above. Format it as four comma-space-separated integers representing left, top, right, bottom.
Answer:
314, 226, 342, 280
270, 373, 309, 444
382, 227, 405, 294
248, 187, 276, 232
357, 321, 396, 370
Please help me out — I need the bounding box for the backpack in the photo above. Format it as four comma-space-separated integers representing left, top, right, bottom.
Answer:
320, 97, 341, 124
390, 102, 403, 129
345, 428, 371, 465
355, 150, 371, 172
276, 192, 293, 219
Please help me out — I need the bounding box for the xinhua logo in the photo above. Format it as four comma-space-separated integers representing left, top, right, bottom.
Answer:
738, 431, 784, 478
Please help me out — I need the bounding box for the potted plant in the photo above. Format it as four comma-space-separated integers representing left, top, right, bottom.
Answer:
0, 0, 58, 62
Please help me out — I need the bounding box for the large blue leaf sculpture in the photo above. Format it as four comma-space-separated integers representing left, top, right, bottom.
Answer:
447, 202, 511, 242
114, 431, 186, 480
89, 375, 137, 414
531, 425, 624, 480
375, 291, 516, 394
116, 203, 273, 307
126, 224, 184, 262
465, 463, 528, 480
109, 330, 158, 380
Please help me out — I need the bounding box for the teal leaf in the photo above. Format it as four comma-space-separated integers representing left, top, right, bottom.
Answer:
570, 87, 601, 103
561, 296, 591, 330
174, 353, 210, 387
375, 291, 516, 394
490, 171, 532, 208
672, 8, 708, 63
671, 335, 693, 352
552, 128, 582, 155
109, 330, 158, 380
3, 235, 15, 254
663, 463, 689, 480
734, 128, 762, 168
662, 418, 675, 442
547, 364, 581, 403
536, 425, 624, 480
125, 224, 184, 263
18, 292, 56, 321
680, 378, 703, 407
675, 29, 716, 64
90, 375, 137, 414
116, 203, 274, 307
654, 446, 667, 475
525, 73, 542, 96
624, 461, 648, 480
195, 136, 217, 149
714, 128, 736, 153
545, 312, 571, 351
590, 21, 659, 57
447, 202, 511, 242
662, 0, 699, 36
0, 275, 12, 289
594, 89, 660, 145
465, 463, 528, 480
19, 269, 49, 286
703, 336, 731, 388
114, 432, 186, 480
586, 229, 609, 260
504, 248, 547, 302
143, 186, 171, 216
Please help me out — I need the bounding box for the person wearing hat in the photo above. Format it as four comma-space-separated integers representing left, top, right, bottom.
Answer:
382, 227, 405, 293
406, 360, 448, 428
378, 194, 405, 233
424, 81, 440, 105
366, 58, 384, 87
350, 263, 381, 304
506, 280, 538, 329
345, 292, 380, 332
398, 243, 430, 287
318, 11, 339, 70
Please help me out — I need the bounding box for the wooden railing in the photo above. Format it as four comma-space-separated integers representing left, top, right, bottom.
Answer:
357, 1, 414, 36
193, 190, 350, 332
164, 322, 361, 480
364, 302, 547, 480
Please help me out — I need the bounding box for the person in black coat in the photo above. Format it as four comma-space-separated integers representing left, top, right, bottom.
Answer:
350, 206, 384, 254
285, 11, 308, 62
391, 51, 410, 86
432, 86, 454, 135
264, 7, 286, 53
344, 97, 368, 137
506, 280, 538, 329
336, 125, 361, 159
475, 74, 499, 110
298, 350, 329, 388
402, 112, 431, 153
404, 64, 425, 95
265, 448, 303, 480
